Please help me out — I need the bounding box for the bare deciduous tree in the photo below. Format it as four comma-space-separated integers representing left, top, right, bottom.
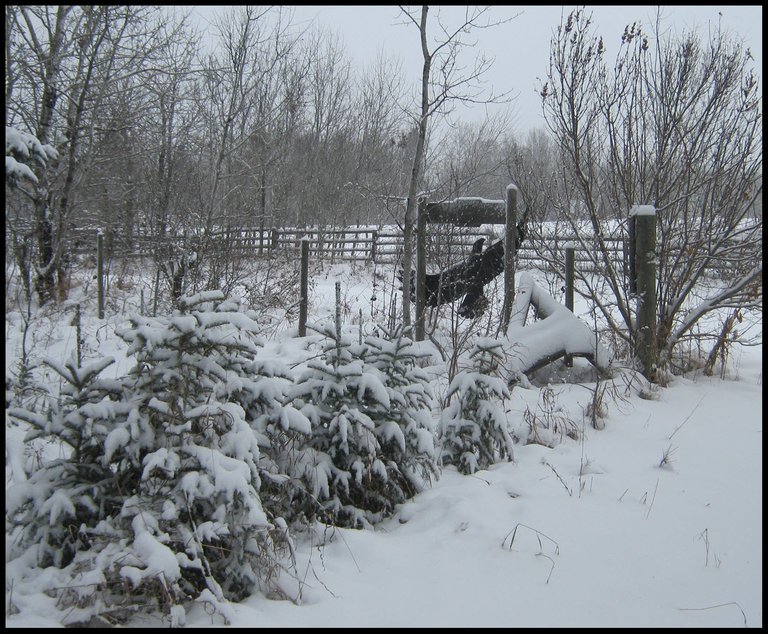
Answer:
429, 112, 513, 200
539, 8, 762, 381
503, 127, 562, 225
397, 5, 514, 331
6, 6, 180, 305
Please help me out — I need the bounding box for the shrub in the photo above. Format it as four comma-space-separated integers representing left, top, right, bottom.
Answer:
286, 323, 438, 528
438, 337, 515, 474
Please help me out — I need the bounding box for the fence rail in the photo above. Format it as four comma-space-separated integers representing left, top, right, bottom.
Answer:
66, 225, 629, 272
24, 222, 743, 277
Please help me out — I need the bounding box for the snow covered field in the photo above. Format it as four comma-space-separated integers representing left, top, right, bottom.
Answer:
5, 258, 762, 628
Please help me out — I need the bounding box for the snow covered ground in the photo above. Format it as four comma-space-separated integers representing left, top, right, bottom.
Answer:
5, 259, 762, 628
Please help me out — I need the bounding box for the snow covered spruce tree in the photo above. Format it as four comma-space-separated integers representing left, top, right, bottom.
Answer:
241, 356, 315, 530
7, 291, 295, 623
363, 325, 439, 501
111, 291, 293, 605
286, 323, 438, 528
438, 337, 515, 474
6, 356, 127, 569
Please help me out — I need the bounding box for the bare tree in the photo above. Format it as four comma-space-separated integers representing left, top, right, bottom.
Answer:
244, 17, 310, 227
428, 112, 513, 200
539, 8, 762, 381
187, 6, 300, 296
5, 125, 58, 299
349, 51, 408, 223
397, 5, 514, 331
6, 6, 179, 305
5, 6, 19, 125
7, 5, 74, 304
201, 6, 275, 230
291, 27, 355, 225
503, 127, 562, 225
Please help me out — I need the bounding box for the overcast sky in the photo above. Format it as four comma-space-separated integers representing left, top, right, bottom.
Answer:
189, 5, 763, 136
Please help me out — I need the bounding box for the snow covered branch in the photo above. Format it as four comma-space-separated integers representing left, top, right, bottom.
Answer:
5, 125, 59, 186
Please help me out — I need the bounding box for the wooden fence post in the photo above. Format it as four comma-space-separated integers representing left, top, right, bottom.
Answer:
630, 205, 657, 382
370, 229, 378, 262
97, 230, 105, 319
415, 198, 427, 341
75, 303, 83, 367
501, 184, 518, 331
335, 281, 342, 362
565, 245, 575, 312
627, 215, 637, 294
564, 243, 575, 367
298, 238, 309, 337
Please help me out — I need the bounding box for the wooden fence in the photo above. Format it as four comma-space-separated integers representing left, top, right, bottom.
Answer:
68, 225, 627, 272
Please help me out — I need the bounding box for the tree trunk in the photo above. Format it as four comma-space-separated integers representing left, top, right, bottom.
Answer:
402, 5, 431, 329
27, 6, 71, 305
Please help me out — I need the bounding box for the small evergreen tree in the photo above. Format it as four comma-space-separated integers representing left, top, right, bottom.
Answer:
113, 291, 290, 604
6, 356, 126, 568
6, 291, 293, 623
288, 324, 390, 528
363, 325, 439, 501
438, 337, 515, 474
238, 356, 315, 529
285, 323, 439, 528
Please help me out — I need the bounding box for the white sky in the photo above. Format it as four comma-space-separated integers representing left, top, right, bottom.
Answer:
189, 5, 763, 136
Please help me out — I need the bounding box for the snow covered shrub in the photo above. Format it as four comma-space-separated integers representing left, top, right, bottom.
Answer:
6, 356, 127, 568
286, 323, 438, 528
363, 325, 439, 500
111, 290, 292, 603
6, 290, 295, 623
438, 337, 515, 474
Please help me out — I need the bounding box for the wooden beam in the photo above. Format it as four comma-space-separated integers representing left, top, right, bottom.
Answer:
424, 198, 505, 226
